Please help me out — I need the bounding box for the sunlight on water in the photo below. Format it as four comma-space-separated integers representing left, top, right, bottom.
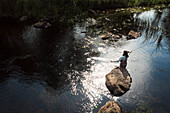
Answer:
79, 59, 120, 110
69, 17, 157, 111
158, 8, 169, 28
68, 8, 170, 112
136, 10, 156, 25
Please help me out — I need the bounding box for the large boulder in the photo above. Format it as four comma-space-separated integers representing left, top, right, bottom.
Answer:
98, 100, 122, 113
127, 30, 141, 40
105, 67, 132, 96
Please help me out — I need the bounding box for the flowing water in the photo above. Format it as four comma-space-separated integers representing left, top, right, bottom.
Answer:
0, 7, 170, 113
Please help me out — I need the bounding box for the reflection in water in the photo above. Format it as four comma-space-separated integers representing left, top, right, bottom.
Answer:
0, 25, 28, 56
118, 8, 170, 113
0, 7, 170, 113
134, 8, 170, 50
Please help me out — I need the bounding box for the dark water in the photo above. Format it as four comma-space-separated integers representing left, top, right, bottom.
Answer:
0, 8, 170, 113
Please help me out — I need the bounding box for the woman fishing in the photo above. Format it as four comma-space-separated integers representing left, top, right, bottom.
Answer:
111, 50, 132, 68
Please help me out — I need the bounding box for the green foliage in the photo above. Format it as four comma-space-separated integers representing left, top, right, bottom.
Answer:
0, 0, 170, 23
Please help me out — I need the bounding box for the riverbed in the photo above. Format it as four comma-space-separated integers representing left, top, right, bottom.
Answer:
0, 7, 170, 113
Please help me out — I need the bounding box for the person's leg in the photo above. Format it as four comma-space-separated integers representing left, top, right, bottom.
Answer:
120, 62, 127, 68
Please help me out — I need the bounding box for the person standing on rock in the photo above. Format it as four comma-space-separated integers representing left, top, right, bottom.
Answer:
111, 50, 132, 68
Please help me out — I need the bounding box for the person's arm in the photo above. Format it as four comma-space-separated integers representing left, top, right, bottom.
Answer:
127, 51, 132, 56
128, 51, 132, 54
111, 56, 125, 63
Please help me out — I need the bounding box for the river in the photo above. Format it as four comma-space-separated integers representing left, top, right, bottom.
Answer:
0, 7, 170, 113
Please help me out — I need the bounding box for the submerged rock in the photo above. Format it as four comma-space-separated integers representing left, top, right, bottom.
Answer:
98, 100, 122, 113
127, 30, 141, 40
105, 67, 132, 96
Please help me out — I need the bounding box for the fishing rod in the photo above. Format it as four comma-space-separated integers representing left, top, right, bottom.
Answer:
131, 41, 155, 52
92, 41, 155, 62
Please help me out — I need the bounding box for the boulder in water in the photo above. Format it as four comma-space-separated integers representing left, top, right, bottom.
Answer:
127, 30, 141, 40
98, 100, 122, 113
105, 67, 132, 96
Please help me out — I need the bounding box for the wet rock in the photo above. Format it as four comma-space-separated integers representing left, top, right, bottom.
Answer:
100, 33, 121, 41
81, 31, 87, 33
34, 21, 51, 29
99, 32, 113, 40
127, 30, 141, 40
98, 100, 122, 113
86, 18, 97, 25
112, 28, 119, 33
111, 34, 121, 40
105, 67, 132, 96
19, 16, 28, 22
88, 9, 96, 14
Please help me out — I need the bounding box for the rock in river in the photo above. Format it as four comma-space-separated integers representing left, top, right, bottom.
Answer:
99, 32, 113, 40
127, 30, 141, 40
105, 67, 132, 96
99, 32, 121, 41
34, 21, 51, 29
98, 100, 122, 113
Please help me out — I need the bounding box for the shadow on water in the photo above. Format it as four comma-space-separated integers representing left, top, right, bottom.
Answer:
0, 24, 92, 85
0, 20, 100, 112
